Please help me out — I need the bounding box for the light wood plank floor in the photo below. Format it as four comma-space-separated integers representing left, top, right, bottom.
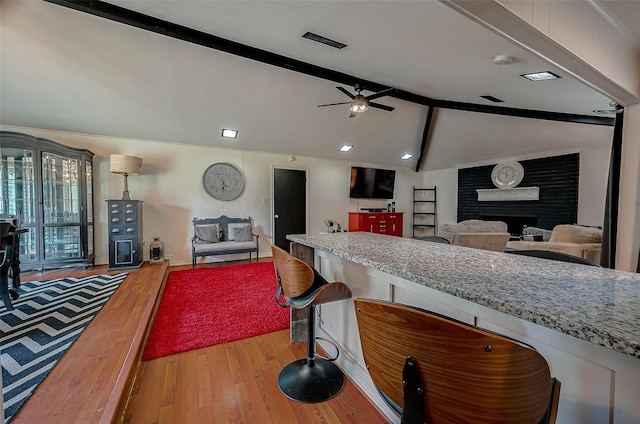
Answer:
12, 261, 391, 423
123, 329, 390, 423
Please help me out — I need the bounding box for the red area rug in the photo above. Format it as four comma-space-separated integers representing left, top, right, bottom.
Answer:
142, 262, 289, 361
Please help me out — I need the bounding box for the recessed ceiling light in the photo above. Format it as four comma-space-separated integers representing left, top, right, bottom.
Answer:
339, 145, 353, 152
302, 32, 347, 49
221, 128, 238, 138
593, 109, 616, 115
401, 153, 413, 160
521, 71, 561, 81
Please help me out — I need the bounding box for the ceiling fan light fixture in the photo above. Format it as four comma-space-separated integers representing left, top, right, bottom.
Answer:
350, 97, 369, 113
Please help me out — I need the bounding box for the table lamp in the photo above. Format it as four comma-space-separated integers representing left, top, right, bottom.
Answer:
110, 154, 142, 200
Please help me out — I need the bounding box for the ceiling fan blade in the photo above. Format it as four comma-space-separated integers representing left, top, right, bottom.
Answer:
349, 111, 358, 118
336, 86, 355, 99
365, 87, 395, 101
369, 102, 395, 112
317, 101, 351, 107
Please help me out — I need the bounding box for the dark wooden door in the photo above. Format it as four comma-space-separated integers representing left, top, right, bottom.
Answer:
273, 168, 307, 251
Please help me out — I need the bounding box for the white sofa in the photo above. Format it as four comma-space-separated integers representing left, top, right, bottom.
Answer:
506, 224, 602, 263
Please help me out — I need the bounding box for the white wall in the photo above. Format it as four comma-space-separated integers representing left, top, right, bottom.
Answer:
422, 168, 458, 234
499, 0, 640, 99
1, 125, 423, 266
617, 104, 640, 271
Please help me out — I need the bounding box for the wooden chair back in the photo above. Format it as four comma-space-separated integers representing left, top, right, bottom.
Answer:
271, 245, 315, 298
355, 298, 560, 424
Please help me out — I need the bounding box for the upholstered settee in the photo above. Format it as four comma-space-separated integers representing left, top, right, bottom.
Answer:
506, 224, 602, 263
438, 219, 511, 252
191, 216, 259, 267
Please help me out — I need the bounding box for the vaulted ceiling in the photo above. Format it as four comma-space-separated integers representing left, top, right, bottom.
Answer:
2, 1, 639, 170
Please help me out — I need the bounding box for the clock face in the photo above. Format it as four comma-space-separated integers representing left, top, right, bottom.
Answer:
491, 161, 524, 189
202, 163, 244, 201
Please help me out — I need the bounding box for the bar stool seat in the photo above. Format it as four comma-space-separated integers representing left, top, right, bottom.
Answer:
271, 245, 352, 403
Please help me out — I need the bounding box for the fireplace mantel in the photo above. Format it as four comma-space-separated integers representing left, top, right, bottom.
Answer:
476, 187, 539, 201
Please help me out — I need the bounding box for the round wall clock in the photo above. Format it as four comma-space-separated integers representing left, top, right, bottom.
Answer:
491, 161, 524, 189
202, 162, 244, 201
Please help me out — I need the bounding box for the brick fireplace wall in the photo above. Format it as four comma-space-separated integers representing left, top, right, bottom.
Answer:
457, 153, 579, 235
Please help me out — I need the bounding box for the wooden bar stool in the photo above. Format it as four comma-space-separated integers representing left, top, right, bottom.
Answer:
355, 298, 561, 424
271, 245, 352, 403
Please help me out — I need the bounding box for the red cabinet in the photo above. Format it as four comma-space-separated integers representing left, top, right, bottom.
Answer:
348, 212, 403, 237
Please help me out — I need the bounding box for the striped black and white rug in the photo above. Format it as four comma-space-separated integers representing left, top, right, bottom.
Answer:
0, 273, 128, 423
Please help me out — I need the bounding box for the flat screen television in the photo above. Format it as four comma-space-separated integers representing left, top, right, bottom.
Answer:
349, 166, 396, 199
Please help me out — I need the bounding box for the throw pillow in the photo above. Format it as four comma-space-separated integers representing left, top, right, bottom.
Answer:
233, 225, 253, 242
195, 224, 221, 243
227, 222, 250, 241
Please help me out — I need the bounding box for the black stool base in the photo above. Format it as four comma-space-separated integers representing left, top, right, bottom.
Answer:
278, 358, 345, 403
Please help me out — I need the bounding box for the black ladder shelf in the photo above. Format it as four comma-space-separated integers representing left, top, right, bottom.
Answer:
412, 186, 437, 238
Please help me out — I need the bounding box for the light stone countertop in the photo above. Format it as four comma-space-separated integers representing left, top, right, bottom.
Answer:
287, 232, 640, 359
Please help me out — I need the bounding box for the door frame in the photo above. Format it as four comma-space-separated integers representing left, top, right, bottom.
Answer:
271, 166, 310, 248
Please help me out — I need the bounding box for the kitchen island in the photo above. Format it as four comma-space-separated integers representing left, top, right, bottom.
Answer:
287, 232, 640, 424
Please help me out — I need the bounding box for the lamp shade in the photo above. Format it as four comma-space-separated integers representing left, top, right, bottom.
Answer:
110, 154, 143, 175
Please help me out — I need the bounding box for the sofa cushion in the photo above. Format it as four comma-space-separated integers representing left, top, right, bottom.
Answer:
439, 219, 508, 242
453, 232, 510, 252
549, 225, 602, 244
506, 240, 586, 258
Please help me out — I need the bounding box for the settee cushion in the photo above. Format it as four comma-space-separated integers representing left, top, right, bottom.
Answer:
227, 223, 251, 241
194, 223, 221, 243
193, 240, 257, 253
232, 225, 253, 242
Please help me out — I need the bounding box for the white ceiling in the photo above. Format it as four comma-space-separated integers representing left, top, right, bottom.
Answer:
1, 0, 638, 170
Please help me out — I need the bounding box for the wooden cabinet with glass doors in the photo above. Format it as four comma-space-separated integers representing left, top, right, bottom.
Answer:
0, 131, 94, 270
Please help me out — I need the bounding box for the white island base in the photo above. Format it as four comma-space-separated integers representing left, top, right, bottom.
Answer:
305, 248, 640, 424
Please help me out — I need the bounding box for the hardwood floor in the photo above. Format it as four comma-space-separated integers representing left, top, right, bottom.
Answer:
124, 330, 389, 423
11, 261, 391, 423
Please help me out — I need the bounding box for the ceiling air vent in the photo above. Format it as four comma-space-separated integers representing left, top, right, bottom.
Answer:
481, 95, 504, 103
302, 32, 347, 49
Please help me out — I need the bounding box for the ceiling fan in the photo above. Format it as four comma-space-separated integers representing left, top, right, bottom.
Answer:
317, 84, 395, 118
